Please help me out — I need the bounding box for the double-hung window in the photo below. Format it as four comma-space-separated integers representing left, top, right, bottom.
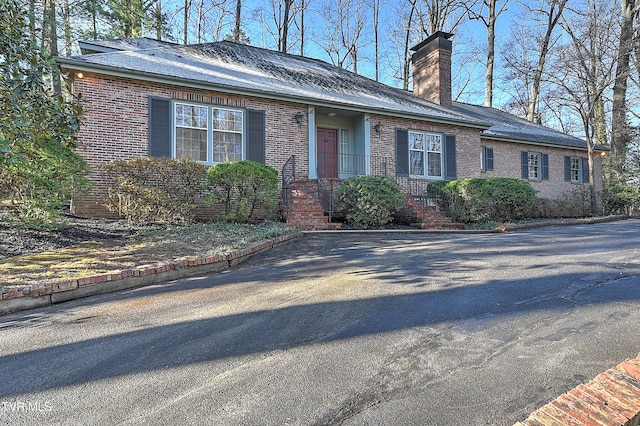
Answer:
570, 157, 581, 183
528, 152, 541, 180
521, 151, 548, 180
409, 130, 443, 178
174, 101, 244, 164
175, 103, 208, 162
565, 156, 588, 183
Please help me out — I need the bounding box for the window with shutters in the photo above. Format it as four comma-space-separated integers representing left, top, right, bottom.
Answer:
528, 152, 541, 180
174, 101, 244, 164
409, 130, 443, 179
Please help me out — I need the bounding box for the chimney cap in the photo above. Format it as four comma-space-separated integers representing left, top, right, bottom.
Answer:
410, 31, 453, 52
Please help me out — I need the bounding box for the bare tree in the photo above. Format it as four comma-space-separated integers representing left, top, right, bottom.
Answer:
232, 0, 241, 41
370, 0, 381, 81
524, 0, 568, 122
551, 0, 618, 211
415, 0, 468, 35
611, 0, 640, 176
467, 0, 509, 107
316, 0, 367, 72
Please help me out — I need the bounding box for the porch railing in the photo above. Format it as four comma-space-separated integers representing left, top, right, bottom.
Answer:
281, 155, 296, 220
314, 153, 460, 223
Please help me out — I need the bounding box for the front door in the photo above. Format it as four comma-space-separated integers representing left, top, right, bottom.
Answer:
317, 128, 338, 178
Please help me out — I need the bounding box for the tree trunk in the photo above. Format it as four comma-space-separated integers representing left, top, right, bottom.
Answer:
611, 0, 637, 177
484, 0, 496, 107
281, 0, 292, 52
63, 0, 72, 55
373, 0, 379, 81
45, 0, 62, 96
300, 0, 305, 55
233, 0, 242, 42
183, 0, 190, 44
526, 0, 568, 122
403, 0, 417, 91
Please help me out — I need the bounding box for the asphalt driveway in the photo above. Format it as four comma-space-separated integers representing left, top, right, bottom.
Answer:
1, 219, 640, 425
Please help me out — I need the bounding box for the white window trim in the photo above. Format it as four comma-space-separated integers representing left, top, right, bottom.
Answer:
528, 152, 542, 180
570, 156, 582, 183
408, 130, 444, 180
172, 100, 245, 165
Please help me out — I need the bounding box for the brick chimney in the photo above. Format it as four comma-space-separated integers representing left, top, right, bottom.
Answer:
410, 31, 453, 108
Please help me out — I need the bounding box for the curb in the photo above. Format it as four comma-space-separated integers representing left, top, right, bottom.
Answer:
0, 232, 303, 316
302, 215, 629, 235
515, 355, 640, 425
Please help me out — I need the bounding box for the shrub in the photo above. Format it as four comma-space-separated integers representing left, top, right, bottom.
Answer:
433, 178, 536, 222
601, 180, 640, 215
102, 157, 207, 224
0, 137, 90, 229
205, 161, 278, 223
336, 175, 404, 228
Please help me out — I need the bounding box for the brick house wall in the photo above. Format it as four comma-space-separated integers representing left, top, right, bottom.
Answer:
71, 72, 603, 219
71, 73, 309, 217
368, 114, 603, 204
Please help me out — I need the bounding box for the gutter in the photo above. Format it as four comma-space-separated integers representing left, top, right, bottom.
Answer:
482, 134, 609, 152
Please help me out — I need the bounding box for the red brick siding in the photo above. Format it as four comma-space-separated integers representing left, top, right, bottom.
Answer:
368, 114, 603, 202
72, 73, 308, 216
71, 72, 602, 217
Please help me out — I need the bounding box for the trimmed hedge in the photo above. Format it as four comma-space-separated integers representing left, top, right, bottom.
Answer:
432, 178, 536, 222
336, 175, 404, 228
205, 160, 278, 223
102, 157, 207, 224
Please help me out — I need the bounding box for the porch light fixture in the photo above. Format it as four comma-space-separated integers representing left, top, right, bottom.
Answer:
374, 121, 382, 133
295, 111, 304, 124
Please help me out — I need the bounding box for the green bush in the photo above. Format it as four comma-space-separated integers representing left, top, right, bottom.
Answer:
601, 180, 640, 215
0, 137, 91, 229
433, 178, 536, 222
336, 175, 404, 228
205, 161, 278, 223
102, 157, 207, 224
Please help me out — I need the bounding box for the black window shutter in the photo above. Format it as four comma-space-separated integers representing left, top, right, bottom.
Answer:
582, 157, 589, 183
444, 134, 457, 180
521, 151, 528, 179
246, 109, 266, 163
395, 129, 409, 177
541, 153, 549, 180
486, 148, 494, 171
148, 97, 171, 158
564, 156, 572, 182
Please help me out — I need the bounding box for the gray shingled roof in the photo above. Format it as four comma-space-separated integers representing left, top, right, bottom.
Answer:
78, 37, 177, 54
452, 102, 602, 151
59, 41, 487, 127
61, 39, 596, 151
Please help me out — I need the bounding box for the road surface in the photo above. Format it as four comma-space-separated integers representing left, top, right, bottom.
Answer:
1, 219, 639, 425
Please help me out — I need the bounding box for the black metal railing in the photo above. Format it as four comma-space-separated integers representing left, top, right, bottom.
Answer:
317, 152, 394, 179
313, 152, 460, 224
281, 155, 296, 220
425, 182, 461, 222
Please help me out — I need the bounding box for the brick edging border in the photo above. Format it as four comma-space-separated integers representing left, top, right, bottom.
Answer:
515, 355, 640, 425
0, 232, 303, 316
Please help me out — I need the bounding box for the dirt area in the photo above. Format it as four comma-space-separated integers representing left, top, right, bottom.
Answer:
0, 215, 297, 287
0, 215, 137, 260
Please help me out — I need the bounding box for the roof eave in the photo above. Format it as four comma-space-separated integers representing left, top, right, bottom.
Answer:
57, 58, 490, 130
482, 134, 607, 152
